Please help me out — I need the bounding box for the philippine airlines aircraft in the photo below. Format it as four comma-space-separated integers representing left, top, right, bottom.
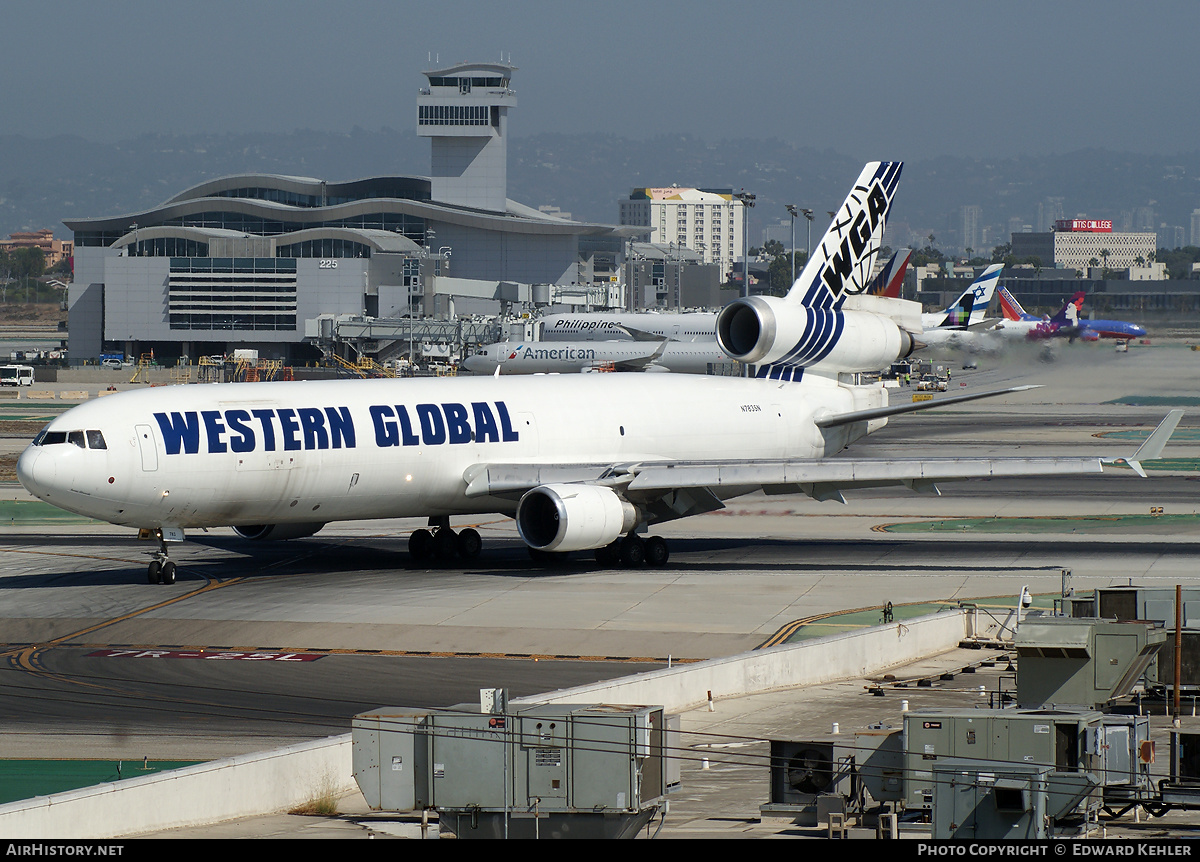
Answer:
537, 312, 717, 343
18, 163, 1180, 586
917, 264, 1003, 351
991, 287, 1146, 343
867, 249, 913, 298
460, 338, 733, 375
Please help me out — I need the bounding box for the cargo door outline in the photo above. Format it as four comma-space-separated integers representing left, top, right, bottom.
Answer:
135, 424, 159, 472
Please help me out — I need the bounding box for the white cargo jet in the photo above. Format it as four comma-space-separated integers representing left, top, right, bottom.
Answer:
460, 338, 733, 375
17, 163, 1181, 585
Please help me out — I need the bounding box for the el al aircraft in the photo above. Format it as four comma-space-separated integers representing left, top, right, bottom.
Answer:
17, 163, 1181, 585
917, 264, 1003, 351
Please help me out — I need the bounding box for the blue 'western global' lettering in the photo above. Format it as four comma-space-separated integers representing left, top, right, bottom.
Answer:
153, 401, 517, 455
370, 401, 518, 448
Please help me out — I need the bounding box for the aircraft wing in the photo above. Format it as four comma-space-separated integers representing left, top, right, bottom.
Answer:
462, 455, 1106, 513
611, 339, 670, 371
463, 409, 1182, 519
617, 324, 674, 343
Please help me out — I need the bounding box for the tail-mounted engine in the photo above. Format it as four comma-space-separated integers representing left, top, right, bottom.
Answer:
716, 295, 916, 373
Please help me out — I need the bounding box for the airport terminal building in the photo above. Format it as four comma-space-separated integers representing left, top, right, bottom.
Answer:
65, 63, 644, 364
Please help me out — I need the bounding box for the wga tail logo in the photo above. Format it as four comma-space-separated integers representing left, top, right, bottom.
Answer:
820, 163, 901, 302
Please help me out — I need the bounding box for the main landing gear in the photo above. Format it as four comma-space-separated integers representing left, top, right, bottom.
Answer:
408, 517, 483, 563
594, 534, 670, 568
146, 529, 177, 585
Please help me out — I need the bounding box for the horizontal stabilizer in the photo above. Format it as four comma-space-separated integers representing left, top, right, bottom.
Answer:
814, 385, 1041, 429
1107, 409, 1184, 477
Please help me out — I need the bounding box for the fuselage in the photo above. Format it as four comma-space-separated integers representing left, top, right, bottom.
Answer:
17, 374, 878, 532
461, 340, 732, 375
1078, 319, 1146, 340
536, 312, 718, 342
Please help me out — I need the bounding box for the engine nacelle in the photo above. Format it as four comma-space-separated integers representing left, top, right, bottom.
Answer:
516, 484, 637, 552
232, 523, 325, 541
716, 295, 915, 372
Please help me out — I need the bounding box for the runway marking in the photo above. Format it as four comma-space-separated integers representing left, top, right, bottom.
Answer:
875, 514, 1200, 534
2, 578, 242, 670
4, 641, 696, 664
87, 649, 324, 661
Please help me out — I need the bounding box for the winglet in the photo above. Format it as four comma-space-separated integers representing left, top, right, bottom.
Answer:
1108, 410, 1183, 477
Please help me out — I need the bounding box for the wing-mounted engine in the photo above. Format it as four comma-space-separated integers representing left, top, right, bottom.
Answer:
716, 294, 917, 373
232, 523, 325, 541
516, 483, 637, 552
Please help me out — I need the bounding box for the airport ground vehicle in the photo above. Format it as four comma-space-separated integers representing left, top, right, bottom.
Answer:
0, 365, 34, 386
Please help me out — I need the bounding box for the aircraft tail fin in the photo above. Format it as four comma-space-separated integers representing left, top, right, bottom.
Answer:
867, 248, 913, 298
936, 264, 1002, 328
785, 161, 902, 309
997, 285, 1028, 321
1050, 292, 1086, 325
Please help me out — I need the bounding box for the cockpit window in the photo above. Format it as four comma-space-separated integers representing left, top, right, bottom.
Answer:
32, 429, 46, 446
68, 431, 86, 449
86, 430, 107, 450
41, 431, 67, 446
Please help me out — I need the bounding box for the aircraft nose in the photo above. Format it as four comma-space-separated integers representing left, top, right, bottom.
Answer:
16, 444, 50, 499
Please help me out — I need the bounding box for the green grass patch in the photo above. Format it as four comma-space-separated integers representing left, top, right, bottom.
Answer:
1104, 395, 1200, 407
1097, 428, 1200, 442
0, 499, 100, 525
783, 594, 1058, 643
0, 760, 202, 805
879, 514, 1200, 534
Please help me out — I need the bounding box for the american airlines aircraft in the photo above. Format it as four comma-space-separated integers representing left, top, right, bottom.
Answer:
17, 163, 1179, 585
460, 338, 733, 375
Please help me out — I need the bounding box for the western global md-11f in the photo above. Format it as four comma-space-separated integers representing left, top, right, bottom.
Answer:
16, 163, 1180, 584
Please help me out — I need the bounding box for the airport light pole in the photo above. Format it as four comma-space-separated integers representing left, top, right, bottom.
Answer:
733, 190, 755, 377
733, 191, 755, 300
786, 204, 798, 286
802, 208, 814, 269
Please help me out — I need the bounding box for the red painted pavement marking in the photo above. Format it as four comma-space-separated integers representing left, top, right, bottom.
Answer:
86, 649, 323, 661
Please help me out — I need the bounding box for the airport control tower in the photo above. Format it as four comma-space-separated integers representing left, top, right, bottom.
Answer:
417, 62, 517, 213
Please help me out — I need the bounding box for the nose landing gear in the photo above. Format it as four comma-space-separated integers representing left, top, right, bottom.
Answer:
146, 529, 178, 585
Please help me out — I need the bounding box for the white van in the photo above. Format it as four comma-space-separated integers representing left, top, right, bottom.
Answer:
102, 358, 124, 369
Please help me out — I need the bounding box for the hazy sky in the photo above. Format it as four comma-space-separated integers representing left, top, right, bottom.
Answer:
4, 1, 1197, 161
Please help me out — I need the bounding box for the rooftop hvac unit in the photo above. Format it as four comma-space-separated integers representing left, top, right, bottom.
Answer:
932, 763, 1051, 840
1015, 617, 1165, 709
353, 702, 669, 840
1148, 629, 1200, 696
761, 739, 858, 824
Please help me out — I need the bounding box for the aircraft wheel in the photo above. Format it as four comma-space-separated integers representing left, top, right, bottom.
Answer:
644, 536, 670, 567
160, 561, 177, 585
619, 535, 645, 567
147, 561, 161, 584
408, 528, 433, 560
433, 528, 458, 560
457, 528, 482, 560
594, 540, 620, 566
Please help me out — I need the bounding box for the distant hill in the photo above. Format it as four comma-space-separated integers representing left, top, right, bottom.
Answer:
2, 130, 1197, 254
